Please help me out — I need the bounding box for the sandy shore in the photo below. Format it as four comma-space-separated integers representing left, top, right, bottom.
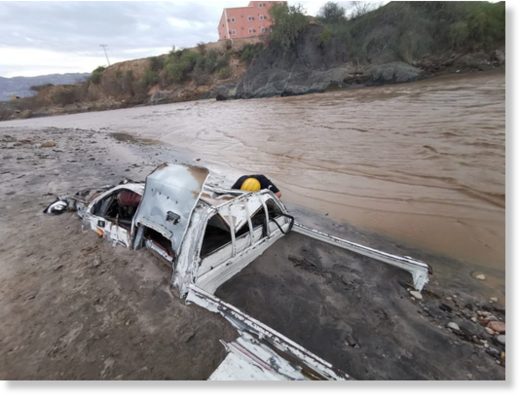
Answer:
0, 126, 505, 379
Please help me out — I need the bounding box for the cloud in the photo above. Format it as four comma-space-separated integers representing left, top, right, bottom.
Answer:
167, 16, 211, 30
0, 1, 232, 76
0, 0, 385, 77
0, 46, 124, 77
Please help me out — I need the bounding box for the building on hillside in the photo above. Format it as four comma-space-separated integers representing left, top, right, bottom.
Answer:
218, 1, 287, 41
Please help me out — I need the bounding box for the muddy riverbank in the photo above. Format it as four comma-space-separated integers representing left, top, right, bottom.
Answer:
0, 127, 237, 379
0, 126, 505, 379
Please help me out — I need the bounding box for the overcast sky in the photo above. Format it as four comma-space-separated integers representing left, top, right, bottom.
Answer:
0, 0, 374, 77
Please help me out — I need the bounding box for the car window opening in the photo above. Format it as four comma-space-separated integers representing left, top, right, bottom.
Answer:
266, 198, 283, 220
200, 214, 232, 259
91, 189, 141, 230
251, 206, 268, 237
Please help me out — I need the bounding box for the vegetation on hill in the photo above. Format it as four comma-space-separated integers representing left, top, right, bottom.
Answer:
269, 3, 309, 50
224, 1, 504, 99
266, 1, 504, 64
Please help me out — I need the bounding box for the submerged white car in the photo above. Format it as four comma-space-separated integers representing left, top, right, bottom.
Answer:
45, 163, 430, 380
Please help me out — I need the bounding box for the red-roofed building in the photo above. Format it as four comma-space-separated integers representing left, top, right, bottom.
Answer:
218, 1, 287, 41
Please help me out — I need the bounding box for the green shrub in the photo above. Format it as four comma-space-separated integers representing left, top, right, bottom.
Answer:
269, 3, 309, 51
164, 49, 201, 83
318, 2, 346, 23
466, 2, 505, 48
90, 66, 106, 84
217, 66, 232, 80
142, 69, 159, 86
239, 43, 264, 64
448, 21, 469, 49
150, 56, 164, 71
319, 26, 333, 47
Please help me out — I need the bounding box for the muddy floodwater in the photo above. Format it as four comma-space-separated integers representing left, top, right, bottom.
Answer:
1, 70, 505, 281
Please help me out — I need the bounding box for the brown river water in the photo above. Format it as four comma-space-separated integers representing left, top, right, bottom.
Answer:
1, 70, 505, 278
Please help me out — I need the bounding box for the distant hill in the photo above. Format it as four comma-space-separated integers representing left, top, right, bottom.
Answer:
0, 73, 90, 101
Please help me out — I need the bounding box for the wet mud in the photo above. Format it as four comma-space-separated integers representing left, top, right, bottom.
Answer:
216, 233, 505, 380
0, 127, 236, 379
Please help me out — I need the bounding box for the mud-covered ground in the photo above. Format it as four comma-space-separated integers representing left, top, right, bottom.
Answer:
217, 233, 505, 380
0, 126, 505, 380
0, 127, 237, 380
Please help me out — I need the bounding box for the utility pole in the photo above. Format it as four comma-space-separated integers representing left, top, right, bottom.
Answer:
100, 44, 110, 66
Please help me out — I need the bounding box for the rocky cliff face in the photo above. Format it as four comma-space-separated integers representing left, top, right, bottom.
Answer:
228, 26, 424, 99
216, 27, 502, 100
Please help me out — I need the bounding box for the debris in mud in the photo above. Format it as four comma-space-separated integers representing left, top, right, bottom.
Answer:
447, 322, 460, 331
288, 254, 321, 274
487, 321, 505, 334
40, 141, 56, 148
92, 256, 102, 268
496, 335, 505, 345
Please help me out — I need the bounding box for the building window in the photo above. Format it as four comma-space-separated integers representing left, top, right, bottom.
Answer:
248, 28, 256, 34
248, 16, 254, 21
228, 17, 235, 23
229, 29, 237, 35
261, 27, 266, 33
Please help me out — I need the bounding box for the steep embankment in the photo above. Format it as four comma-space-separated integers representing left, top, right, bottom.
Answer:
219, 1, 505, 99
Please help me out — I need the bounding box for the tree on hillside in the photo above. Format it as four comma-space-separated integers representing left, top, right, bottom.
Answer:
269, 3, 309, 50
318, 2, 346, 23
348, 1, 380, 19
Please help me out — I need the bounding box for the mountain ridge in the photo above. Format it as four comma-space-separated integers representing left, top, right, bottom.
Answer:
0, 73, 90, 101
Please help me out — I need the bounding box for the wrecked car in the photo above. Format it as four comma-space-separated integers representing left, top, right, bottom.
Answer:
45, 163, 431, 380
